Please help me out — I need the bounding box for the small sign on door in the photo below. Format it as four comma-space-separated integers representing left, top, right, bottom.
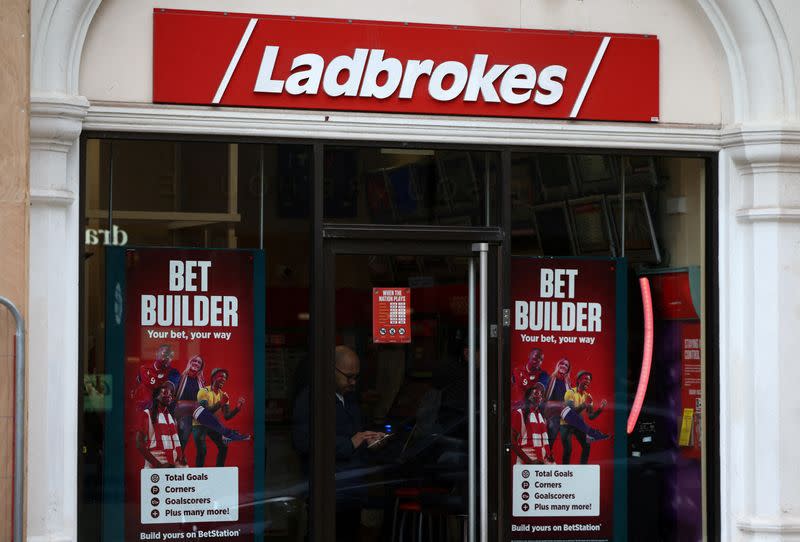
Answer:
372, 288, 411, 343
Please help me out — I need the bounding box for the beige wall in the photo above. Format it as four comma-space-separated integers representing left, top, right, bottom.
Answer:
79, 0, 729, 125
0, 0, 29, 538
660, 157, 705, 268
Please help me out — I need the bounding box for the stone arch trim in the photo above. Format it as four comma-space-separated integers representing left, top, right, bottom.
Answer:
31, 0, 102, 95
753, 0, 797, 117
695, 0, 797, 122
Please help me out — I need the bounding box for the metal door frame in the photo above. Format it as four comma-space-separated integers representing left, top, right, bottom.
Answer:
310, 234, 501, 542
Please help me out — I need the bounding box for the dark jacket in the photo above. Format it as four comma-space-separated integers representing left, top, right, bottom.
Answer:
292, 387, 368, 471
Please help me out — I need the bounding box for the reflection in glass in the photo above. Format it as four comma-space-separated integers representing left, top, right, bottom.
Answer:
326, 254, 471, 540
323, 147, 498, 226
510, 152, 707, 541
80, 140, 313, 541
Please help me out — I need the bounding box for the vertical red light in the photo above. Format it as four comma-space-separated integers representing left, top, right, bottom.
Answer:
627, 277, 654, 434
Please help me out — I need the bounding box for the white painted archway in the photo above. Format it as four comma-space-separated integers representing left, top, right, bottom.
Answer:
696, 2, 800, 540
27, 1, 799, 541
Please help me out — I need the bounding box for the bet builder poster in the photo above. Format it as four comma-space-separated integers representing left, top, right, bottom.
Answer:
509, 256, 627, 541
103, 247, 265, 542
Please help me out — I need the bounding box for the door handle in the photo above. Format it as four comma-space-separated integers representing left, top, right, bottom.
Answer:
468, 243, 489, 542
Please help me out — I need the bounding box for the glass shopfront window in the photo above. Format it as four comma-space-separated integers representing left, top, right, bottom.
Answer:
79, 137, 713, 542
80, 139, 312, 541
509, 151, 708, 541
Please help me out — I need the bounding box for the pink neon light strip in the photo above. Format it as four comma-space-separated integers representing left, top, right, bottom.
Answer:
627, 277, 654, 434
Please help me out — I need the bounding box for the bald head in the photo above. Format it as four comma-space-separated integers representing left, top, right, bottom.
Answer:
334, 345, 360, 395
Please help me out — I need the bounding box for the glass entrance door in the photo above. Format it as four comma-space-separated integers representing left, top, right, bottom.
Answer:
311, 239, 498, 541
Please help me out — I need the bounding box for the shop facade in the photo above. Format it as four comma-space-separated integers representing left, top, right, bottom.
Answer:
21, 0, 800, 541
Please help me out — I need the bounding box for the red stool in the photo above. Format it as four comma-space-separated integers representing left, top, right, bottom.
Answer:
393, 487, 450, 541
392, 488, 421, 541
397, 501, 423, 541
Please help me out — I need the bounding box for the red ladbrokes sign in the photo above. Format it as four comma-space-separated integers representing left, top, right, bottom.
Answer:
154, 9, 659, 122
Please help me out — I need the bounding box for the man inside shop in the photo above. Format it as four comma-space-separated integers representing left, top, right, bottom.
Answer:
292, 345, 387, 539
293, 345, 387, 466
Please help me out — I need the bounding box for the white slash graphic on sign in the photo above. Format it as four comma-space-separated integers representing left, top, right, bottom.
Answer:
213, 18, 258, 104
569, 36, 611, 118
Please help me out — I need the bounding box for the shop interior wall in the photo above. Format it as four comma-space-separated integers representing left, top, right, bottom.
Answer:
660, 158, 705, 269
79, 0, 730, 125
0, 0, 29, 538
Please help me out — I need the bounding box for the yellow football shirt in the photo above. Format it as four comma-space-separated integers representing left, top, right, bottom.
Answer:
561, 387, 591, 425
193, 386, 223, 426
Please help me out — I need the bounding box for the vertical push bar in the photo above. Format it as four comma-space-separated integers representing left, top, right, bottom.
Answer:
472, 243, 489, 542
479, 245, 489, 542
0, 296, 24, 542
467, 258, 476, 542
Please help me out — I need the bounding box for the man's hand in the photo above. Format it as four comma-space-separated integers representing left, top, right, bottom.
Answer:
599, 399, 608, 409
236, 397, 246, 408
365, 432, 388, 449
351, 431, 383, 449
221, 392, 230, 405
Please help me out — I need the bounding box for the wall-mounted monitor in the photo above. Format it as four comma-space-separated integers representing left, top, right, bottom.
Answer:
365, 170, 395, 223
385, 165, 422, 220
510, 157, 537, 236
622, 156, 659, 188
568, 195, 617, 256
608, 192, 661, 263
574, 154, 618, 195
534, 153, 578, 201
436, 151, 479, 216
323, 148, 359, 218
532, 201, 576, 256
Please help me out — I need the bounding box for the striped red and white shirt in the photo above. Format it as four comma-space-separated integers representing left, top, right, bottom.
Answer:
511, 407, 551, 464
141, 407, 182, 468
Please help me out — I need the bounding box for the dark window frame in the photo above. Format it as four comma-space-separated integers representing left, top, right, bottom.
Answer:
78, 131, 720, 542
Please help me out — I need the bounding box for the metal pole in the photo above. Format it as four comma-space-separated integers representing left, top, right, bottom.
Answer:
479, 245, 489, 542
620, 156, 626, 258
472, 242, 489, 542
259, 145, 265, 250
108, 141, 114, 228
484, 152, 490, 226
467, 258, 476, 542
0, 296, 25, 542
